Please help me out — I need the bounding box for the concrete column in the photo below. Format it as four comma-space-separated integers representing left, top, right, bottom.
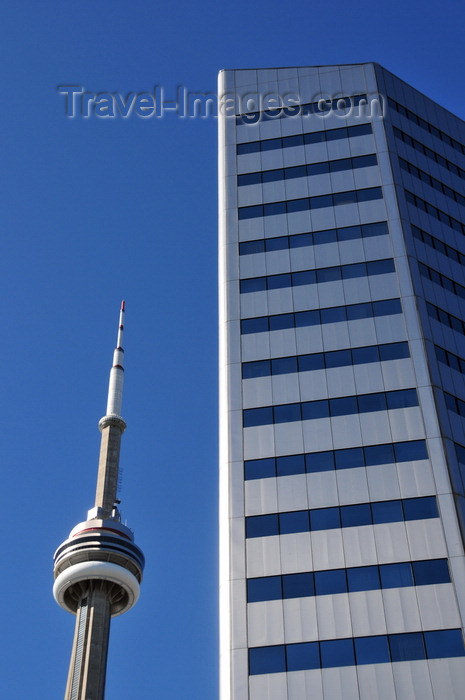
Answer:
65, 586, 111, 700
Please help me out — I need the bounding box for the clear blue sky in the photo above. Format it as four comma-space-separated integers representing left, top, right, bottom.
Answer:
1, 1, 465, 698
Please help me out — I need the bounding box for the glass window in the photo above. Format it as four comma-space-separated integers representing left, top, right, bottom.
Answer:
367, 259, 395, 275
335, 447, 364, 470
321, 306, 346, 324
424, 629, 465, 659
413, 559, 450, 586
379, 341, 409, 361
373, 298, 402, 316
261, 137, 281, 151
342, 262, 366, 279
287, 197, 309, 213
310, 507, 341, 531
283, 572, 315, 599
239, 204, 263, 220
264, 201, 286, 217
325, 349, 351, 368
262, 168, 283, 184
273, 403, 301, 424
280, 510, 309, 534
355, 153, 378, 168
306, 451, 334, 473
313, 228, 337, 245
298, 353, 324, 372
372, 500, 403, 524
249, 645, 286, 675
364, 443, 394, 466
329, 396, 357, 417
341, 503, 372, 528
386, 389, 418, 408
380, 562, 413, 589
334, 190, 357, 205
242, 360, 271, 379
286, 165, 307, 180
330, 157, 352, 172
240, 240, 265, 255
311, 193, 333, 210
317, 266, 341, 283
389, 632, 425, 662
295, 310, 319, 327
247, 576, 282, 602
302, 400, 329, 420
358, 392, 387, 413
325, 127, 348, 141
347, 302, 372, 320
338, 224, 361, 241
307, 161, 329, 176
237, 141, 260, 155
394, 440, 427, 462
245, 458, 276, 480
314, 569, 347, 595
269, 313, 294, 331
243, 407, 273, 428
349, 123, 372, 138
292, 270, 316, 286
238, 172, 262, 186
286, 134, 304, 148
265, 236, 288, 252
286, 642, 320, 671
320, 639, 355, 668
241, 317, 268, 335
246, 514, 279, 538
277, 454, 305, 476
347, 565, 380, 592
304, 131, 326, 145
403, 496, 438, 521
357, 186, 382, 202
240, 276, 267, 294
290, 232, 312, 249
355, 635, 390, 665
272, 357, 297, 375
267, 273, 290, 290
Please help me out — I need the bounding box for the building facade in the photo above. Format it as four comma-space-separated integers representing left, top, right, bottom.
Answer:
218, 64, 465, 700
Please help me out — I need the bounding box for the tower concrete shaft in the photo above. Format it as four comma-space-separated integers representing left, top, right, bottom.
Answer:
54, 301, 144, 700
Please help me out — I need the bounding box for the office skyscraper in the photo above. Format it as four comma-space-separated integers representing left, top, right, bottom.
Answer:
218, 64, 465, 699
53, 303, 144, 699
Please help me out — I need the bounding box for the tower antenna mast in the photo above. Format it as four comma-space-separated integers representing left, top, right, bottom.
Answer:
53, 302, 144, 700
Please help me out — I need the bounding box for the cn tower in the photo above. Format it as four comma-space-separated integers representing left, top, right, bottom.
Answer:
53, 302, 144, 699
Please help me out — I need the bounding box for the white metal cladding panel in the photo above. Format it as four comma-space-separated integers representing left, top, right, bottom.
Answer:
321, 666, 360, 700
287, 669, 324, 700
429, 657, 465, 699
356, 663, 397, 700
283, 597, 318, 643
249, 672, 288, 700
247, 599, 284, 647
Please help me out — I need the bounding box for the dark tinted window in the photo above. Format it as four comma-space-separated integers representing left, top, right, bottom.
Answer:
274, 403, 301, 424
320, 639, 355, 667
424, 629, 465, 659
272, 357, 298, 375
302, 400, 329, 420
249, 646, 286, 675
306, 451, 334, 472
279, 510, 309, 534
247, 577, 282, 602
403, 496, 438, 520
347, 565, 380, 592
314, 569, 347, 595
243, 407, 273, 427
246, 514, 279, 538
364, 443, 394, 466
380, 562, 413, 588
389, 632, 425, 662
286, 642, 320, 671
341, 503, 372, 527
413, 559, 450, 585
282, 573, 315, 599
310, 507, 340, 531
277, 454, 305, 476
245, 458, 276, 480
242, 360, 270, 378
372, 500, 403, 524
355, 635, 390, 665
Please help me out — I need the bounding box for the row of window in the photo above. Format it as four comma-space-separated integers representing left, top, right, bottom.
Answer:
388, 96, 465, 156
242, 341, 409, 380
427, 301, 465, 338
246, 495, 438, 539
237, 94, 367, 125
419, 261, 465, 301
249, 628, 465, 675
239, 221, 388, 256
400, 158, 465, 209
238, 186, 382, 220
240, 258, 395, 294
405, 190, 465, 237
241, 297, 402, 335
237, 122, 372, 156
435, 345, 465, 374
247, 558, 450, 603
412, 224, 465, 267
244, 439, 427, 481
243, 388, 418, 428
445, 392, 465, 419
394, 126, 465, 181
238, 154, 377, 187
